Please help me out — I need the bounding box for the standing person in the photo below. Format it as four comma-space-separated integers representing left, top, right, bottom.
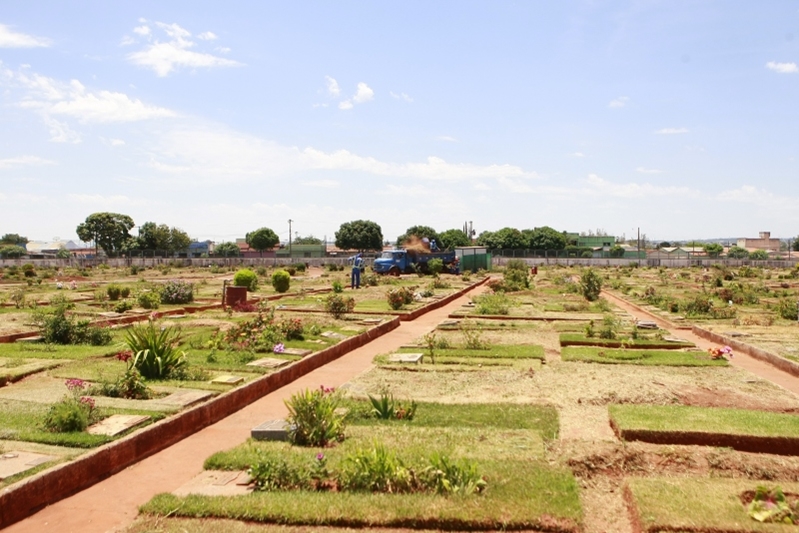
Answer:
350, 253, 364, 289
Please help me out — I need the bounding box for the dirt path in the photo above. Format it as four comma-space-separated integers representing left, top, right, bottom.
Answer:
602, 291, 799, 396
6, 286, 486, 533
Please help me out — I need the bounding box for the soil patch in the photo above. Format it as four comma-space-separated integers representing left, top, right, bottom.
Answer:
675, 385, 799, 413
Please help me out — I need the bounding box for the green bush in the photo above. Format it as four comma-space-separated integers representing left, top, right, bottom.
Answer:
325, 294, 355, 318
160, 279, 194, 304
341, 443, 414, 493
425, 453, 486, 495
123, 322, 187, 379
43, 379, 97, 432
473, 292, 511, 315
271, 270, 291, 293
35, 306, 113, 345
332, 280, 343, 293
386, 286, 415, 310
106, 284, 122, 301
427, 258, 444, 275
120, 286, 131, 298
777, 298, 799, 321
284, 387, 346, 447
137, 291, 161, 310
249, 455, 309, 491
580, 268, 603, 301
233, 268, 258, 291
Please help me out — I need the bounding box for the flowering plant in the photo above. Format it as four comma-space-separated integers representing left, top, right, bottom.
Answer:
708, 345, 733, 359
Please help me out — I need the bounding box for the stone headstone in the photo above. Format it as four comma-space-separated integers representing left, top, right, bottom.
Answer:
87, 414, 150, 436
635, 321, 659, 329
251, 419, 290, 441
663, 337, 688, 344
281, 348, 312, 356
724, 331, 750, 338
159, 390, 214, 407
173, 470, 252, 497
211, 375, 244, 385
247, 357, 290, 369
0, 452, 56, 480
387, 353, 424, 364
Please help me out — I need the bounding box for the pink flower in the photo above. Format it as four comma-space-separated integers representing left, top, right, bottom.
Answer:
80, 396, 95, 410
65, 378, 86, 391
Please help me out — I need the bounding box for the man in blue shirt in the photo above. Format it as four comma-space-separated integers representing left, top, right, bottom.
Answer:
350, 253, 364, 289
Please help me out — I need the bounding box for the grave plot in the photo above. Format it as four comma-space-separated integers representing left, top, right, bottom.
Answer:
561, 346, 728, 366
141, 401, 581, 532
626, 477, 799, 532
610, 404, 799, 454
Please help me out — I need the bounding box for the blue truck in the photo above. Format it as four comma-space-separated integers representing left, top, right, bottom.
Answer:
372, 248, 460, 275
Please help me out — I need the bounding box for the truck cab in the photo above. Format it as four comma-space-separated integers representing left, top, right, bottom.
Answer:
373, 249, 408, 275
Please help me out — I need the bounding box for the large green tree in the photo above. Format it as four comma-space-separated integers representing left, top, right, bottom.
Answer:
395, 225, 439, 247
335, 220, 383, 252
136, 222, 192, 255
76, 212, 134, 257
0, 245, 26, 258
703, 243, 724, 258
293, 235, 323, 245
523, 226, 568, 250
726, 246, 749, 259
476, 227, 526, 249
438, 228, 471, 250
0, 234, 28, 246
214, 241, 241, 257
246, 227, 280, 256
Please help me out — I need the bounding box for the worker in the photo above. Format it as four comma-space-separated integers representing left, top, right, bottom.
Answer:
350, 253, 364, 289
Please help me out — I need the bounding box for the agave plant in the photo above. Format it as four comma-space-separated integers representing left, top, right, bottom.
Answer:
123, 321, 186, 379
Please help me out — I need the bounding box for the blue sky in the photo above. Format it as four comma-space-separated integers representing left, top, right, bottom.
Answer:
1, 1, 797, 244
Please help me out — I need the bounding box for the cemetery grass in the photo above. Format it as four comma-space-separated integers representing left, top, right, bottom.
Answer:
628, 477, 799, 532
0, 398, 165, 448
610, 404, 799, 438
392, 344, 545, 360
144, 404, 579, 530
559, 333, 695, 348
561, 346, 728, 366
126, 516, 466, 533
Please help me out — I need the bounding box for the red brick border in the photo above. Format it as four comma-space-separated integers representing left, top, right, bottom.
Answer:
692, 325, 799, 378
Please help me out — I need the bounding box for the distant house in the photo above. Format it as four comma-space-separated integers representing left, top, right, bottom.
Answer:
187, 241, 212, 258
654, 247, 694, 258
736, 231, 781, 253
275, 244, 326, 259
235, 239, 276, 258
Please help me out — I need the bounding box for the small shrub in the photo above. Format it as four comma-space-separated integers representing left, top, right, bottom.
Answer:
277, 317, 304, 340
425, 453, 486, 495
585, 320, 595, 338
256, 266, 268, 276
427, 258, 444, 275
598, 315, 618, 339
123, 321, 187, 379
137, 291, 161, 310
43, 379, 98, 433
340, 443, 415, 493
325, 294, 355, 318
160, 279, 194, 304
369, 392, 417, 420
461, 322, 488, 349
129, 265, 141, 275
580, 268, 603, 301
291, 262, 307, 273
106, 284, 122, 301
120, 286, 131, 298
249, 455, 309, 491
285, 386, 346, 447
271, 270, 291, 293
473, 292, 511, 315
332, 280, 343, 293
114, 300, 133, 313
362, 273, 379, 287
386, 287, 415, 310
777, 298, 799, 321
233, 268, 258, 291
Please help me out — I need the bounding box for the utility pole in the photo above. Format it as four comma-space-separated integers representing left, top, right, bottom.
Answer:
637, 227, 641, 267
288, 219, 293, 259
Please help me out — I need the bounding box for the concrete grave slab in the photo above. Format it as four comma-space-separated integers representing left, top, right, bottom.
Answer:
14, 336, 43, 344
438, 319, 460, 327
98, 312, 123, 319
635, 321, 659, 329
246, 357, 291, 369
724, 331, 751, 338
281, 348, 312, 357
358, 318, 383, 325
388, 353, 424, 364
210, 375, 244, 385
251, 419, 289, 441
0, 452, 56, 480
173, 470, 252, 497
663, 337, 689, 344
158, 390, 214, 407
321, 331, 346, 340
0, 375, 76, 404
87, 414, 150, 436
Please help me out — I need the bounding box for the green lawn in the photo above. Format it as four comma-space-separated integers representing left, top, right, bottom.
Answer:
610, 405, 799, 438
396, 344, 545, 360
559, 333, 695, 349
628, 477, 799, 532
561, 346, 727, 366
142, 402, 578, 531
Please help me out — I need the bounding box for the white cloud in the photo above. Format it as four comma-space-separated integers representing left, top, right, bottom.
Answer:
325, 76, 340, 97
126, 21, 242, 76
0, 155, 54, 169
43, 116, 81, 143
584, 173, 692, 197
353, 82, 374, 103
635, 167, 663, 174
766, 61, 798, 74
569, 152, 585, 158
436, 135, 457, 142
0, 24, 50, 48
133, 25, 150, 36
608, 96, 629, 108
110, 138, 125, 146
67, 193, 141, 207
390, 91, 413, 102
338, 100, 353, 110
197, 31, 218, 41
120, 35, 136, 46
215, 46, 231, 54
655, 127, 689, 135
